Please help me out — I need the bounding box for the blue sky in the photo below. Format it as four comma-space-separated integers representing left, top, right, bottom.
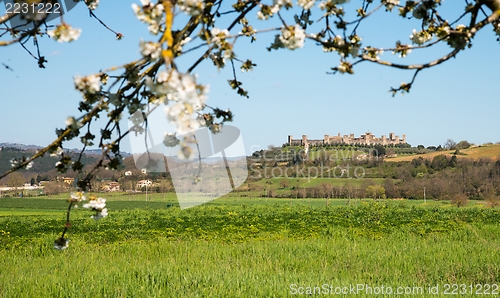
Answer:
1, 0, 499, 155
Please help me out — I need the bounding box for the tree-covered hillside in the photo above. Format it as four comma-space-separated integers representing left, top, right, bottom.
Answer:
0, 147, 100, 179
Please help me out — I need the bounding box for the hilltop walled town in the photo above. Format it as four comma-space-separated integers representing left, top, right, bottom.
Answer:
288, 132, 407, 147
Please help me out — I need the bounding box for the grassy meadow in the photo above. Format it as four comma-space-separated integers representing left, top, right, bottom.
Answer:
1, 194, 500, 297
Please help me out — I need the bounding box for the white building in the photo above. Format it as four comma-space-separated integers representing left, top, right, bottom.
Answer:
136, 179, 152, 189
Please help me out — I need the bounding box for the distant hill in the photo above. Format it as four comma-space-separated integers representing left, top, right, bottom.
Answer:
0, 143, 130, 157
78, 148, 131, 157
0, 143, 44, 151
385, 144, 500, 162
0, 145, 101, 176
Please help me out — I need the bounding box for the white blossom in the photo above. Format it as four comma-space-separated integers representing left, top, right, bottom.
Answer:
65, 117, 80, 130
132, 0, 165, 35
148, 23, 161, 35
91, 208, 108, 220
275, 0, 293, 8
181, 37, 192, 45
210, 28, 230, 46
410, 29, 432, 45
10, 159, 18, 168
319, 0, 349, 9
139, 40, 162, 60
367, 49, 384, 60
298, 0, 315, 10
445, 24, 471, 49
146, 70, 208, 136
333, 35, 345, 47
336, 61, 352, 74
393, 47, 412, 58
83, 197, 106, 210
437, 26, 451, 39
176, 37, 192, 52
209, 123, 222, 134
84, 0, 100, 10
47, 24, 81, 43
74, 74, 101, 94
337, 63, 347, 73
279, 25, 306, 50
178, 0, 204, 16
54, 238, 69, 250
256, 4, 280, 20
384, 0, 399, 10
70, 192, 87, 202
165, 104, 202, 135
50, 147, 64, 157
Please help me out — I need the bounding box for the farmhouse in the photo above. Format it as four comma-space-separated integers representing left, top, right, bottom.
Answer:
102, 181, 121, 192
61, 177, 75, 185
136, 180, 152, 189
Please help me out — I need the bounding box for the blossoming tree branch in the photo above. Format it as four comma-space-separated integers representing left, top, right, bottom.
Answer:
1, 0, 499, 249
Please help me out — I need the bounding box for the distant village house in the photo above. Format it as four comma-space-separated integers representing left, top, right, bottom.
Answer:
58, 177, 74, 185
102, 181, 121, 192
136, 180, 152, 189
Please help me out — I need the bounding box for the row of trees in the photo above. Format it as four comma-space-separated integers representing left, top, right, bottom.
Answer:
247, 174, 499, 207
283, 139, 474, 153
247, 152, 500, 202
248, 179, 386, 200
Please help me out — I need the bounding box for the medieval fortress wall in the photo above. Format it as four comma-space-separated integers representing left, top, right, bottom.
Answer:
288, 132, 407, 147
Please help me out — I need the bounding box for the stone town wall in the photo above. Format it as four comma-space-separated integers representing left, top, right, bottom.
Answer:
287, 133, 407, 146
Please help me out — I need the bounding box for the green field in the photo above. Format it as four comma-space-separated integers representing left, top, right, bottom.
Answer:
0, 194, 485, 214
1, 196, 499, 297
252, 177, 384, 188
